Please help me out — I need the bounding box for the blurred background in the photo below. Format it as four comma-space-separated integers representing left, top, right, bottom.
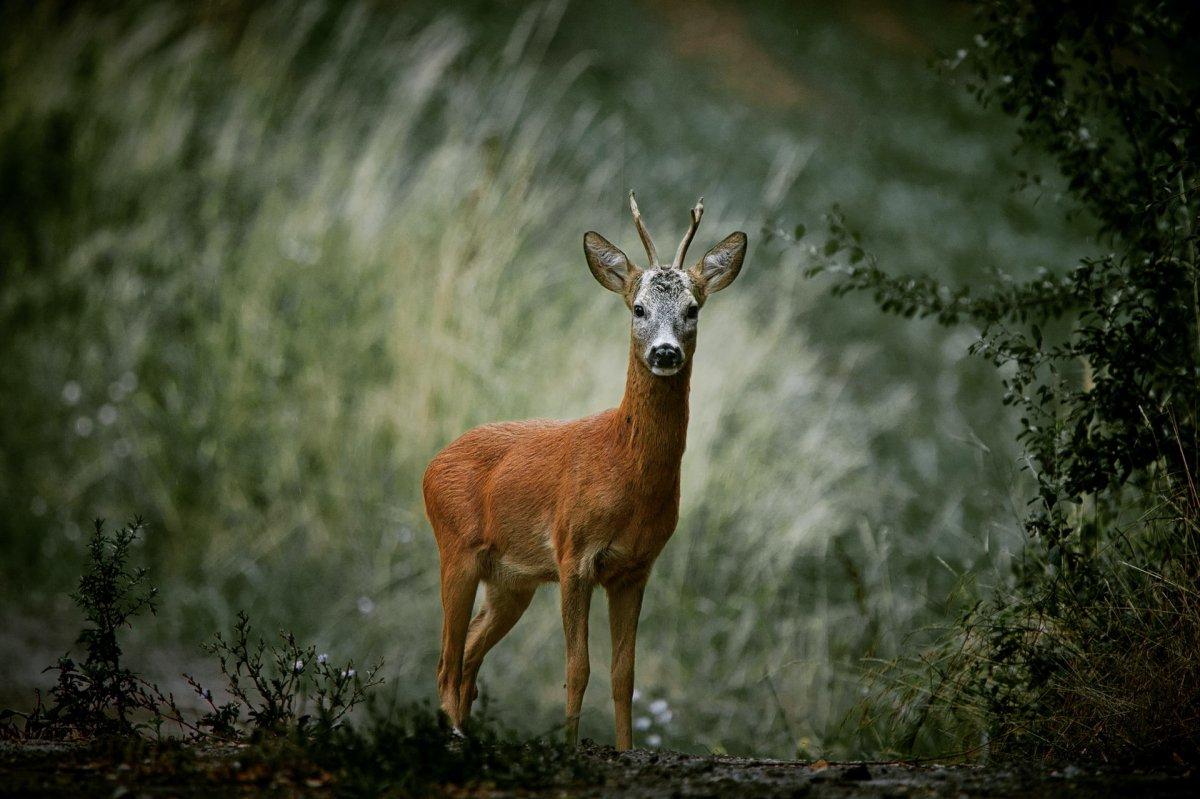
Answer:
0, 0, 1093, 757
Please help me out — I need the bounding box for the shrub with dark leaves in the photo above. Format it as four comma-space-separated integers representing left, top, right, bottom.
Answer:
309, 699, 595, 798
782, 0, 1200, 764
183, 610, 382, 739
789, 1, 1198, 557
1, 519, 162, 739
0, 516, 382, 746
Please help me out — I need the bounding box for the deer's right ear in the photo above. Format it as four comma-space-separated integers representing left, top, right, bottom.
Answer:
584, 232, 638, 294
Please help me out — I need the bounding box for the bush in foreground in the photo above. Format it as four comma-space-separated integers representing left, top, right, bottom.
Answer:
1, 516, 586, 796
791, 0, 1199, 764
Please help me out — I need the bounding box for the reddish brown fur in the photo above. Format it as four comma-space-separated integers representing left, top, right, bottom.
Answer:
423, 339, 691, 749
424, 194, 744, 750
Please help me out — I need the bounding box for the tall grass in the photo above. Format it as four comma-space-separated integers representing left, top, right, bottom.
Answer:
875, 480, 1200, 764
1, 0, 1088, 756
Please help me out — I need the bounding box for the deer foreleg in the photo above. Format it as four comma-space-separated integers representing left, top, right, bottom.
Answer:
560, 572, 594, 746
607, 578, 647, 750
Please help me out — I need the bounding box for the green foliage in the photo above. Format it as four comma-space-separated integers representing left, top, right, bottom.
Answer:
2, 519, 161, 739
2, 516, 383, 746
806, 0, 1198, 555
185, 611, 382, 739
0, 518, 585, 795
799, 0, 1200, 762
895, 492, 1200, 763
310, 700, 595, 798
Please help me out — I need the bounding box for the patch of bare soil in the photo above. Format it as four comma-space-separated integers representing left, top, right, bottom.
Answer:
2, 739, 1196, 798
574, 743, 1198, 798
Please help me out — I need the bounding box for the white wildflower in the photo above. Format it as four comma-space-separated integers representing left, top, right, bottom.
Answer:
634, 716, 652, 731
646, 734, 662, 747
318, 653, 329, 664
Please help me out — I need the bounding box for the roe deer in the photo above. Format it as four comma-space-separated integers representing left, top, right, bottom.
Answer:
423, 192, 747, 749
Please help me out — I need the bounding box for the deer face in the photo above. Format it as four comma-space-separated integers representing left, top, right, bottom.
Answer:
584, 194, 747, 377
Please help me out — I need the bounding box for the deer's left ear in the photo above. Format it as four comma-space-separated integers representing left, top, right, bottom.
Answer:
690, 232, 747, 295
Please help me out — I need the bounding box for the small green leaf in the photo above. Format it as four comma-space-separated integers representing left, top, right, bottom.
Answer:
794, 223, 807, 240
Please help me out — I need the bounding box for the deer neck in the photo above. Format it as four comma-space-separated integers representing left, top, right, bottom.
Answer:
616, 341, 690, 477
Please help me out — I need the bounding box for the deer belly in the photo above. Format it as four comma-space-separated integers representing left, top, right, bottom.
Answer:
488, 523, 558, 584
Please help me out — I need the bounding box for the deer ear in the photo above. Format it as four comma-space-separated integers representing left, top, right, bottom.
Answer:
584, 232, 638, 294
690, 232, 747, 295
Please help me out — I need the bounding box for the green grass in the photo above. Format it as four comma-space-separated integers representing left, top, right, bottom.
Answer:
0, 0, 1091, 757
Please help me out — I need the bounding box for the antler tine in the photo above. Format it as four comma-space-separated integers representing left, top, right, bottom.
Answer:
629, 191, 660, 268
670, 197, 705, 270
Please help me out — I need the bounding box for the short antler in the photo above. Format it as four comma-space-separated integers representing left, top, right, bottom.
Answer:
671, 197, 704, 270
629, 191, 660, 268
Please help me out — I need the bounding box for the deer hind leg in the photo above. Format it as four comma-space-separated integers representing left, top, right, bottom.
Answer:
436, 556, 481, 729
458, 580, 536, 722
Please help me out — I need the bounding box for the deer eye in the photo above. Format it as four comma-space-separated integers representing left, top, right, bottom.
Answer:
686, 305, 699, 320
633, 304, 646, 318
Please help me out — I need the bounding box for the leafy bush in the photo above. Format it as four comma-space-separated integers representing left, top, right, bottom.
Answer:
793, 0, 1200, 762
309, 700, 594, 798
945, 493, 1200, 763
804, 1, 1197, 555
1, 513, 587, 795
1, 518, 161, 739
185, 611, 382, 739
1, 516, 381, 744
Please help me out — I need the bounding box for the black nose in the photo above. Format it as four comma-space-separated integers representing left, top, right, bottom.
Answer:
650, 344, 683, 368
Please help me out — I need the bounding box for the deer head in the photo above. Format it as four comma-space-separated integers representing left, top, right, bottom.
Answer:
584, 192, 747, 376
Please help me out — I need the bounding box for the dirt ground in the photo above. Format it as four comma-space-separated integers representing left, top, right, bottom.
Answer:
3, 740, 1198, 798
581, 745, 1198, 798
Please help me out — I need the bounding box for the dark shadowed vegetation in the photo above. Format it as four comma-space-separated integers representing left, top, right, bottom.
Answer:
2, 519, 593, 797
794, 0, 1199, 765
